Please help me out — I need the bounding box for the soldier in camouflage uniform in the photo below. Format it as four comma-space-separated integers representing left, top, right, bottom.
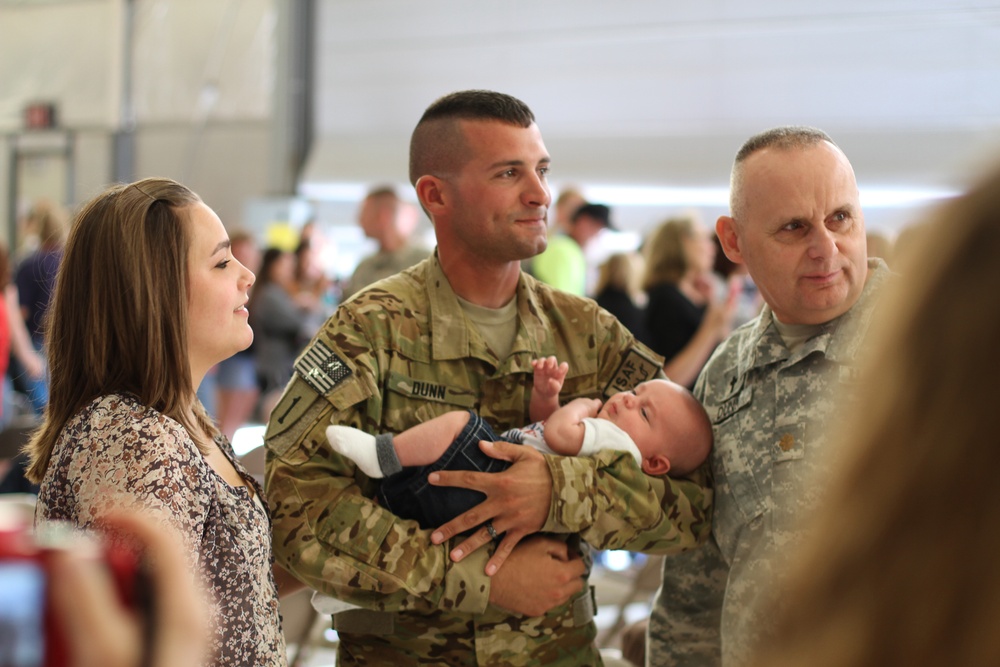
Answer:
265, 90, 712, 666
343, 186, 430, 299
647, 126, 891, 666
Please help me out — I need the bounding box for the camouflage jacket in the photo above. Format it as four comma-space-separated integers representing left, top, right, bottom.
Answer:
265, 255, 712, 666
648, 259, 891, 666
344, 243, 431, 298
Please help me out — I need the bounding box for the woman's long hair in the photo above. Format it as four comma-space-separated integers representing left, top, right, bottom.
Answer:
642, 216, 696, 289
750, 161, 1000, 667
26, 178, 216, 482
247, 247, 290, 317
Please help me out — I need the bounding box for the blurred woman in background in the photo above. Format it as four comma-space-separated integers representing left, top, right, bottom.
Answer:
642, 215, 736, 387
13, 200, 68, 414
249, 247, 317, 421
594, 251, 649, 344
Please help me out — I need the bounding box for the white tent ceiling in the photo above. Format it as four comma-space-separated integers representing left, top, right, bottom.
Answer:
302, 0, 1000, 232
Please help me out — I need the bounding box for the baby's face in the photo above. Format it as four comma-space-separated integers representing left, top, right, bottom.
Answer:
597, 379, 679, 464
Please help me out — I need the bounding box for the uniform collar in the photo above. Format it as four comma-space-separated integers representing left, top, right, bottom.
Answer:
425, 253, 557, 368
734, 258, 892, 379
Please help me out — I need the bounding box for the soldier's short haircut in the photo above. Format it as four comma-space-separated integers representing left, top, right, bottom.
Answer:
729, 126, 838, 220
408, 90, 536, 185
366, 184, 399, 201
364, 185, 401, 213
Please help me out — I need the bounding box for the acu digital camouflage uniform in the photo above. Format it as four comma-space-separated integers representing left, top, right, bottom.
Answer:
648, 259, 890, 666
265, 255, 712, 666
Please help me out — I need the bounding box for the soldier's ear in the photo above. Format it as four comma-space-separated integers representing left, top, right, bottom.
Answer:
415, 175, 447, 217
716, 216, 744, 265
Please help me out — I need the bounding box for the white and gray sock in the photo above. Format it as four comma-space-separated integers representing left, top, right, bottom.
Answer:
325, 426, 398, 478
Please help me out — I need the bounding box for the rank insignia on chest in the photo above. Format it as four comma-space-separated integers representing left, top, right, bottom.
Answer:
294, 339, 352, 395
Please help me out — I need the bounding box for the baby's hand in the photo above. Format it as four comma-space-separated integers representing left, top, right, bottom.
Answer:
532, 357, 569, 400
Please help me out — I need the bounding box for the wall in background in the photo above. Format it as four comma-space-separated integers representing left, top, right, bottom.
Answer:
0, 0, 278, 246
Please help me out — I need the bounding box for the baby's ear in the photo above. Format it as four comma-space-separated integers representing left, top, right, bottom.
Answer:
641, 455, 671, 476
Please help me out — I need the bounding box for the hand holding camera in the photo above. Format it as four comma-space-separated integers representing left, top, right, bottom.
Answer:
1, 501, 208, 667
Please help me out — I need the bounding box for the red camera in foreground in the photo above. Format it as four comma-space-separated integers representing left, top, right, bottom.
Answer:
0, 500, 151, 667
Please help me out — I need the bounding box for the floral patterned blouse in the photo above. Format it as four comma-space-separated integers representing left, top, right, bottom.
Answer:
36, 393, 287, 667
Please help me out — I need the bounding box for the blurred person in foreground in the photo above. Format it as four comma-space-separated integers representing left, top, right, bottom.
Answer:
26, 178, 294, 666
865, 229, 894, 267
27, 509, 210, 667
648, 126, 891, 666
747, 158, 1000, 667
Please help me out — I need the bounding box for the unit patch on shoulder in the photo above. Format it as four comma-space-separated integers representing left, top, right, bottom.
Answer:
604, 347, 662, 398
294, 339, 352, 395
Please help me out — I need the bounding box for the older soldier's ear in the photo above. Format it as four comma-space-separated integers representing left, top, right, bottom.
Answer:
716, 216, 744, 265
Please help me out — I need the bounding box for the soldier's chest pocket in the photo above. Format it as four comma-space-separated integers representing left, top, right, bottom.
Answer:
557, 372, 600, 403
382, 370, 478, 432
712, 388, 812, 559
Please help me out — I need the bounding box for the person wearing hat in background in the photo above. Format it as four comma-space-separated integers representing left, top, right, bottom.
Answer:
569, 203, 639, 297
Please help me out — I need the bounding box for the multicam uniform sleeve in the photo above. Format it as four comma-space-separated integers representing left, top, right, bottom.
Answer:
264, 306, 492, 615
542, 448, 712, 554
539, 315, 713, 554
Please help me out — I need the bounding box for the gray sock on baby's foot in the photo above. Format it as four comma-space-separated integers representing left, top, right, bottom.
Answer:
375, 433, 403, 477
326, 425, 384, 478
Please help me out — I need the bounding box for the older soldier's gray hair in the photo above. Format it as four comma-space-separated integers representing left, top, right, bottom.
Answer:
728, 126, 836, 221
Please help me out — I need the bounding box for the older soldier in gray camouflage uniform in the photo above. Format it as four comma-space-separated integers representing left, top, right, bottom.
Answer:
265, 90, 712, 667
647, 126, 891, 666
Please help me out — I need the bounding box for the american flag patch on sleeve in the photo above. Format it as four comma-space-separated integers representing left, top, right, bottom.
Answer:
293, 339, 353, 395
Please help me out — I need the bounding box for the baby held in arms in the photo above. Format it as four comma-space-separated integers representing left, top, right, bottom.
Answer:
327, 356, 713, 532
